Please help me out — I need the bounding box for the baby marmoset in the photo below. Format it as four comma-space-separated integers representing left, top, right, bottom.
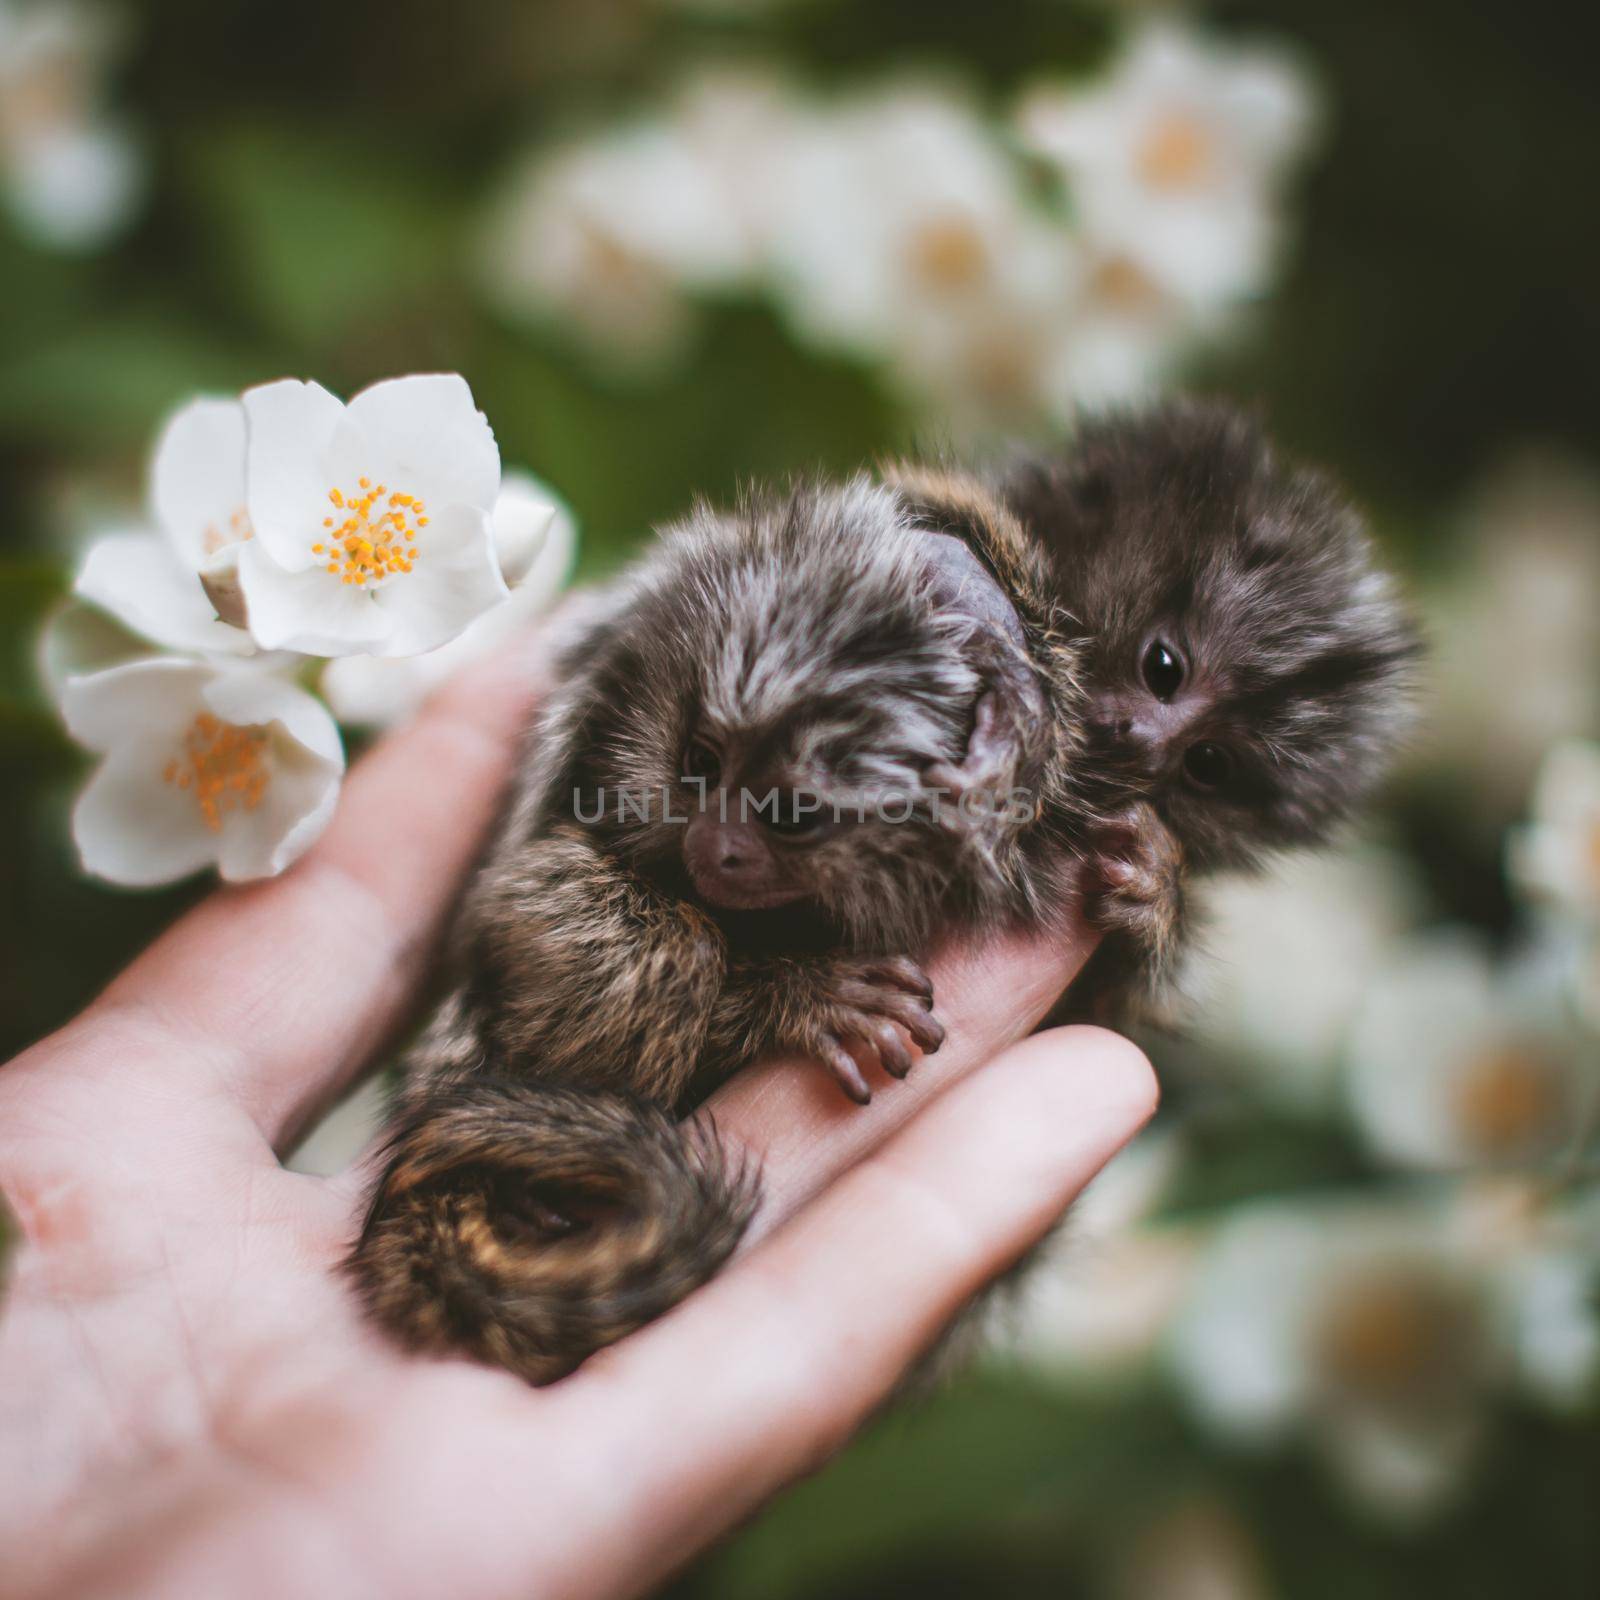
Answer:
349, 401, 1419, 1384
984, 401, 1423, 1013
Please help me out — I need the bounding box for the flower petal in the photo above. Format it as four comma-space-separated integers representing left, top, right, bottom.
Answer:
75, 529, 254, 657
318, 653, 430, 730
320, 481, 577, 728
59, 657, 210, 754
513, 489, 579, 608
236, 539, 391, 655
370, 502, 508, 657
341, 374, 500, 515
149, 398, 249, 569
492, 473, 559, 587
203, 671, 345, 770
4, 121, 141, 252
72, 745, 220, 888
37, 600, 154, 707
204, 684, 344, 882
243, 378, 348, 572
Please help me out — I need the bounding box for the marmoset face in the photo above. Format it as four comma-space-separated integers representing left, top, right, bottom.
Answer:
1002, 404, 1421, 869
676, 725, 854, 911
576, 478, 1054, 938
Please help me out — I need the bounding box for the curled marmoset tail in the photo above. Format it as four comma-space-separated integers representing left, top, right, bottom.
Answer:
350, 473, 1095, 1383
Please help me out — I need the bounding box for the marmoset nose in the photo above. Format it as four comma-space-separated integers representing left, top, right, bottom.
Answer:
718, 838, 756, 872
686, 816, 769, 885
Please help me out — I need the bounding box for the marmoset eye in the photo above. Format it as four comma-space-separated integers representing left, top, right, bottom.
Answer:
683, 739, 721, 783
764, 797, 827, 838
1183, 741, 1236, 790
1141, 640, 1185, 701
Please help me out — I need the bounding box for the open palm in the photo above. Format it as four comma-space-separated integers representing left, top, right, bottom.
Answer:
0, 641, 1154, 1600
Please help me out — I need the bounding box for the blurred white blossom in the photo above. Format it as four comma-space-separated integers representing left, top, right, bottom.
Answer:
1168, 1199, 1503, 1518
235, 374, 506, 658
61, 656, 344, 885
764, 82, 1077, 424
1036, 251, 1210, 409
1431, 454, 1600, 814
999, 1131, 1193, 1377
0, 0, 140, 249
1500, 1201, 1600, 1414
321, 471, 576, 728
1019, 18, 1317, 310
1509, 739, 1600, 924
478, 23, 1317, 427
1346, 931, 1594, 1172
1449, 1179, 1600, 1417
483, 70, 794, 371
1187, 845, 1424, 1111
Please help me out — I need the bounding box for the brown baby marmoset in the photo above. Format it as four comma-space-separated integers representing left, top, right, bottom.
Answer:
990, 400, 1422, 1015
350, 472, 1094, 1382
348, 400, 1419, 1384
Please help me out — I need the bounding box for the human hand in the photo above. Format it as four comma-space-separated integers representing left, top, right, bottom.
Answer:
0, 641, 1156, 1600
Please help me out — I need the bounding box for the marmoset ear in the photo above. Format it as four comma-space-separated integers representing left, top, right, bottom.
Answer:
882, 462, 1030, 580
886, 471, 1049, 798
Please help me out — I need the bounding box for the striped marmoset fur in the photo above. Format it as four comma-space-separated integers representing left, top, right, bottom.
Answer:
348, 401, 1419, 1383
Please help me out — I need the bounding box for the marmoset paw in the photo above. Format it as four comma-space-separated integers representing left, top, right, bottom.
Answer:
812, 956, 944, 1104
1086, 802, 1185, 957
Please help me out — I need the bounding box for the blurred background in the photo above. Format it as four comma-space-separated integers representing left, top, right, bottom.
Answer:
2, 0, 1598, 1593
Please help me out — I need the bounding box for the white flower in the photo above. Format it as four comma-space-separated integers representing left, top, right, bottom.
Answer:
150, 394, 257, 565
0, 0, 141, 250
1168, 1200, 1502, 1518
1509, 740, 1600, 922
1035, 242, 1259, 413
38, 395, 274, 702
71, 395, 260, 658
1004, 1227, 1198, 1380
61, 657, 344, 886
1499, 1195, 1600, 1414
1185, 845, 1424, 1112
1439, 1180, 1600, 1417
1345, 931, 1593, 1172
234, 374, 506, 659
1019, 18, 1317, 309
999, 1132, 1193, 1378
1430, 453, 1600, 813
320, 472, 576, 728
482, 71, 790, 371
69, 528, 253, 660
765, 82, 1077, 425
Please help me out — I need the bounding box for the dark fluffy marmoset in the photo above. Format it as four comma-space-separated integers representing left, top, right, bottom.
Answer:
348, 401, 1419, 1384
991, 400, 1422, 1012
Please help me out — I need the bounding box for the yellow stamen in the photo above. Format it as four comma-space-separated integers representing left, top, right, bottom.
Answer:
163, 712, 270, 833
1138, 114, 1212, 189
201, 504, 256, 556
1455, 1045, 1561, 1154
312, 473, 430, 586
905, 218, 989, 291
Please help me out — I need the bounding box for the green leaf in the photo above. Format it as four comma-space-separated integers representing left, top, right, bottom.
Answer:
0, 314, 260, 449
185, 125, 460, 347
